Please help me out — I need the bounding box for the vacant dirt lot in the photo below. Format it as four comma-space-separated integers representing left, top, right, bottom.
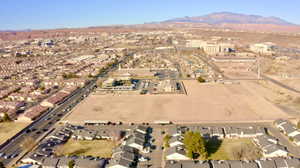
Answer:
0, 122, 29, 145
64, 81, 289, 123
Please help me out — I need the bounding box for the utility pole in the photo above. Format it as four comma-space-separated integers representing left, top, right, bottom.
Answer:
257, 55, 261, 79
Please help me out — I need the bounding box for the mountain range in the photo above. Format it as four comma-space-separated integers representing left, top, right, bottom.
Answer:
163, 12, 295, 26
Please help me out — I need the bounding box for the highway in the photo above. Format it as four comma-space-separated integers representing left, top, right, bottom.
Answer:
0, 53, 132, 166
0, 79, 96, 166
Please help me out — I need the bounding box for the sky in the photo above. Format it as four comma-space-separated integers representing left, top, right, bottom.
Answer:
0, 0, 300, 30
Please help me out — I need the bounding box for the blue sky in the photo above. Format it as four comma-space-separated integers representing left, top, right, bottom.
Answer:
0, 0, 299, 30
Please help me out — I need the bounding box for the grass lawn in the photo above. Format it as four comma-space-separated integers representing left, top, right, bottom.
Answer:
0, 122, 29, 145
206, 138, 261, 160
54, 139, 117, 158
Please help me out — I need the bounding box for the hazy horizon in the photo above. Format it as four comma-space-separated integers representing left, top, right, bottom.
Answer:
1, 0, 300, 30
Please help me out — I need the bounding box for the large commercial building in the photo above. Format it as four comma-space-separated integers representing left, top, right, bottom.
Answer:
186, 40, 235, 55
249, 42, 275, 55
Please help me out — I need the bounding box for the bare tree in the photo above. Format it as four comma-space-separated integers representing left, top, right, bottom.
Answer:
20, 137, 36, 151
231, 143, 261, 160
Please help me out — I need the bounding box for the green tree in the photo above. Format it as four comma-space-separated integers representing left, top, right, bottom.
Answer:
163, 134, 171, 148
297, 120, 300, 129
197, 76, 206, 83
68, 160, 75, 168
184, 131, 207, 159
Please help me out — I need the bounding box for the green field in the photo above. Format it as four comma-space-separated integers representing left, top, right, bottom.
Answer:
54, 139, 117, 158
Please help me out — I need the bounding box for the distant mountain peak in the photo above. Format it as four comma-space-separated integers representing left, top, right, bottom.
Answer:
164, 12, 294, 26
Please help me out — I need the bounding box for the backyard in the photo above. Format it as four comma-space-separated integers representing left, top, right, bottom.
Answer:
54, 139, 117, 158
206, 138, 261, 160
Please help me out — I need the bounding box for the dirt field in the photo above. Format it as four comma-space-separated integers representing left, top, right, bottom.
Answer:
54, 139, 117, 158
0, 122, 29, 145
64, 80, 289, 123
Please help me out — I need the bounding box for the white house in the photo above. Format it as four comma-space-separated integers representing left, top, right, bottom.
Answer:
169, 136, 184, 147
263, 144, 288, 158
166, 146, 190, 160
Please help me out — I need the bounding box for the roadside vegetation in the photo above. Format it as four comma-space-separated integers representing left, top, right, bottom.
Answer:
62, 72, 79, 79
197, 76, 206, 83
20, 137, 36, 151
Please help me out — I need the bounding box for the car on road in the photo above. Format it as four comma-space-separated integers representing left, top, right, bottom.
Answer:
4, 154, 11, 159
11, 153, 18, 158
45, 117, 51, 121
0, 152, 5, 157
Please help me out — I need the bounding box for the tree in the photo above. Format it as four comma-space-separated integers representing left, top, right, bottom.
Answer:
183, 131, 207, 159
163, 134, 171, 148
231, 143, 261, 160
2, 112, 11, 122
68, 160, 75, 168
20, 137, 35, 151
197, 76, 206, 83
297, 120, 300, 129
0, 162, 4, 168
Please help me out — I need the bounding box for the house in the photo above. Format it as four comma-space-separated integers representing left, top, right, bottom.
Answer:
253, 135, 278, 147
263, 144, 288, 158
56, 157, 72, 168
210, 127, 225, 138
165, 161, 181, 168
198, 127, 211, 139
223, 127, 239, 138
274, 119, 300, 137
18, 105, 49, 121
292, 134, 300, 146
71, 129, 97, 140
169, 136, 184, 147
165, 146, 189, 160
112, 146, 138, 157
126, 136, 145, 151
75, 158, 105, 168
285, 158, 300, 168
211, 160, 230, 168
279, 123, 300, 137
181, 161, 210, 168
168, 127, 182, 137
42, 158, 59, 168
21, 155, 44, 165
241, 161, 259, 168
136, 125, 149, 134
256, 159, 277, 168
107, 158, 133, 168
41, 91, 69, 108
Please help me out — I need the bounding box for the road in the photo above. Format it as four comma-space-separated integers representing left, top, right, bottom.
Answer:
261, 75, 300, 94
0, 53, 132, 166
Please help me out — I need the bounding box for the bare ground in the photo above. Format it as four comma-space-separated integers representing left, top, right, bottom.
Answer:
64, 81, 289, 123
